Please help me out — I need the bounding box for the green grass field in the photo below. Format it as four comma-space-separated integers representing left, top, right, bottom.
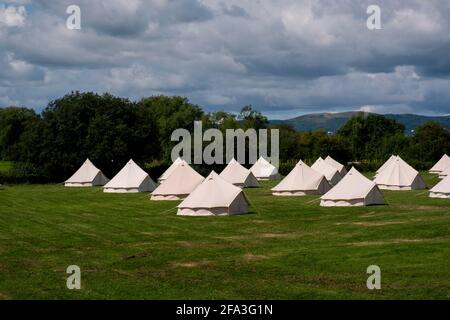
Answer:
0, 172, 449, 300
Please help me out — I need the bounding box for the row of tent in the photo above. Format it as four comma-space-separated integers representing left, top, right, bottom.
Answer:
64, 157, 278, 191
276, 155, 450, 203
65, 159, 156, 192
271, 155, 427, 207
64, 154, 450, 216
64, 157, 278, 216
372, 154, 450, 199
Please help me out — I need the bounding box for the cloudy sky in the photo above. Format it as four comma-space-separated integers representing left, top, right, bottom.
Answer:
1, 0, 449, 118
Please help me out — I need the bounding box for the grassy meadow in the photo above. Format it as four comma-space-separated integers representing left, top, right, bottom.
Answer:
0, 172, 449, 300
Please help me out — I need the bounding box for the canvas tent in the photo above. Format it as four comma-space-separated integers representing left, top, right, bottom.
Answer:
324, 156, 347, 176
374, 156, 426, 190
429, 154, 450, 174
438, 165, 450, 179
220, 158, 260, 188
151, 163, 204, 200
159, 157, 187, 182
321, 167, 385, 207
65, 159, 109, 187
311, 157, 342, 185
375, 155, 397, 177
272, 160, 331, 196
250, 157, 278, 181
104, 159, 156, 193
429, 175, 450, 199
177, 171, 249, 216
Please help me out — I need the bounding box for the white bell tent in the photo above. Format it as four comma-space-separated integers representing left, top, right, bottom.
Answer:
104, 159, 156, 193
151, 163, 204, 200
438, 165, 450, 179
272, 160, 331, 196
321, 167, 385, 207
429, 175, 450, 199
324, 156, 347, 176
177, 171, 249, 216
249, 157, 278, 181
311, 157, 342, 185
65, 159, 109, 187
375, 155, 397, 177
220, 158, 260, 188
374, 156, 426, 190
429, 154, 450, 174
159, 157, 187, 182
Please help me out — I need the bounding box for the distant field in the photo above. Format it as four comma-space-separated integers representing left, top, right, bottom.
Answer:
0, 172, 449, 300
0, 161, 12, 173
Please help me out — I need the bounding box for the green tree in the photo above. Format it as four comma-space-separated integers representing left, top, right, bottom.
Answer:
202, 111, 239, 132
0, 107, 40, 160
337, 113, 405, 160
238, 105, 269, 130
275, 124, 301, 162
407, 122, 450, 164
36, 92, 140, 178
137, 96, 203, 162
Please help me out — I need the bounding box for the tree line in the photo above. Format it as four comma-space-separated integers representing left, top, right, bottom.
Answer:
0, 92, 449, 182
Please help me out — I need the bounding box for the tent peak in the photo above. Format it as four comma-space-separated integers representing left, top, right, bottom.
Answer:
347, 167, 358, 174
207, 171, 219, 179
258, 156, 270, 162
127, 159, 137, 165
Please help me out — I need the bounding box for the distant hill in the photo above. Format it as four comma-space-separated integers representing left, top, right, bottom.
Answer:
270, 112, 450, 134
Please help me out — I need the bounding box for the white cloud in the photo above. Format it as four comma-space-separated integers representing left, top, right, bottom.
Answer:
390, 8, 442, 34
204, 94, 234, 105
0, 96, 17, 106
0, 53, 45, 84
358, 104, 414, 114
0, 5, 26, 27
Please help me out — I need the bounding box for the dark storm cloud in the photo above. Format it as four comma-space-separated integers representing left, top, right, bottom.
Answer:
1, 0, 450, 117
